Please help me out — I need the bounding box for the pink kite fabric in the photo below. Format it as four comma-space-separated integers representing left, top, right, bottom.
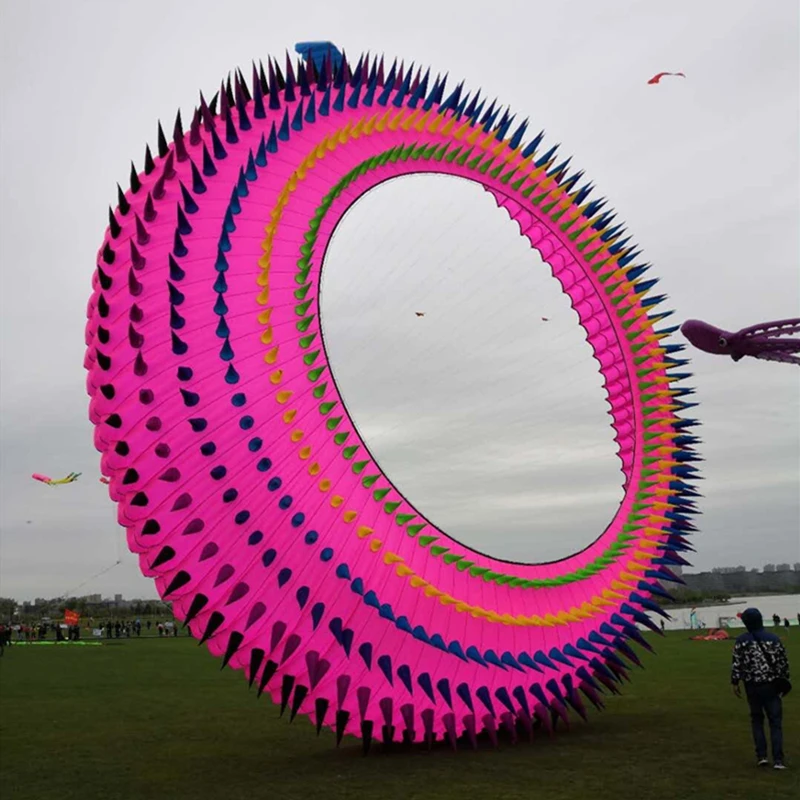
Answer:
85, 51, 699, 750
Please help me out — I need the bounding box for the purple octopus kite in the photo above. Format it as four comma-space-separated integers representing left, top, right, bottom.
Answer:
681, 319, 800, 365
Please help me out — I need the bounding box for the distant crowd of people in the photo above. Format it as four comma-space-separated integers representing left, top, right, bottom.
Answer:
0, 618, 181, 648
0, 621, 82, 642
102, 619, 178, 638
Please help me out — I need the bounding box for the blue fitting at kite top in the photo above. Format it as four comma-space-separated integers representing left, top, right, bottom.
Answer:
295, 41, 343, 73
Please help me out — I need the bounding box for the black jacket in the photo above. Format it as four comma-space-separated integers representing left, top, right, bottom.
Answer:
731, 631, 790, 684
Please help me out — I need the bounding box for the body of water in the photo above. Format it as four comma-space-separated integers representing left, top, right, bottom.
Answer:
662, 594, 800, 631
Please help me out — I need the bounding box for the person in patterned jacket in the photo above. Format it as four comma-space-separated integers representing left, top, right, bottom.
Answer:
731, 607, 790, 769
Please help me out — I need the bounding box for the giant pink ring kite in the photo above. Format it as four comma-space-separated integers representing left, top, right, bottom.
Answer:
85, 44, 699, 752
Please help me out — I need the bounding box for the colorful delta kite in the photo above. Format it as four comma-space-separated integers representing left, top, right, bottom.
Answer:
681, 318, 800, 365
32, 472, 81, 486
85, 44, 699, 752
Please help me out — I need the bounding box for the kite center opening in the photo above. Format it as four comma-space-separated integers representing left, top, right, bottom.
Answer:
319, 174, 625, 564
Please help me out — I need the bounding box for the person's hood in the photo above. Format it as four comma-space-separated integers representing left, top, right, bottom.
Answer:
741, 607, 764, 633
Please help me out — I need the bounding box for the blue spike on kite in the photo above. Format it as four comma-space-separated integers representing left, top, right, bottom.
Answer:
618, 249, 642, 267
304, 92, 317, 123
245, 151, 257, 181
421, 75, 441, 111
549, 648, 574, 668
417, 672, 435, 703
588, 630, 613, 649
408, 68, 429, 108
456, 682, 474, 711
500, 652, 524, 672
179, 183, 199, 214
394, 615, 412, 633
463, 90, 481, 119
466, 646, 488, 667
494, 686, 516, 714
358, 642, 373, 670
475, 685, 495, 715
333, 80, 347, 112
392, 70, 412, 108
236, 168, 248, 198
440, 81, 463, 112
585, 198, 607, 217
253, 81, 266, 119
283, 66, 296, 103
229, 187, 241, 215
378, 655, 393, 685
563, 644, 589, 662
266, 123, 279, 153
278, 109, 290, 141
411, 625, 430, 644
535, 144, 559, 168
600, 223, 624, 242
529, 683, 551, 709
222, 208, 235, 234
319, 84, 331, 116
534, 651, 559, 671
479, 99, 496, 126
576, 637, 602, 656
210, 127, 227, 160
202, 144, 217, 177
376, 70, 396, 106
483, 650, 506, 670
448, 640, 468, 662
363, 75, 377, 106
607, 236, 632, 255
397, 664, 413, 694
518, 652, 543, 672
291, 99, 305, 131
255, 135, 268, 168
436, 678, 453, 708
347, 78, 363, 108
521, 130, 544, 158
225, 113, 239, 145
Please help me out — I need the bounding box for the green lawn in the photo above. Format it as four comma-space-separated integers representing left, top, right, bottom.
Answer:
1, 631, 797, 800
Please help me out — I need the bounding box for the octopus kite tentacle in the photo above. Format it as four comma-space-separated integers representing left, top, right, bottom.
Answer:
740, 318, 800, 338
754, 350, 800, 366
681, 318, 800, 365
86, 44, 699, 751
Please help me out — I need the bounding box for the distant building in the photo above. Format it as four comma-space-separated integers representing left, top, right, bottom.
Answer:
776, 564, 791, 573
114, 593, 123, 604
711, 566, 746, 574
675, 568, 800, 596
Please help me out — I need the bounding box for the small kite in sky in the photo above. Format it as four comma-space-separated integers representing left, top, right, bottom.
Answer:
99, 477, 110, 485
31, 472, 81, 486
541, 317, 549, 322
415, 312, 425, 317
647, 71, 685, 85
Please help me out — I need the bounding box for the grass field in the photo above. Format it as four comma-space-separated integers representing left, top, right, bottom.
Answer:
1, 631, 797, 800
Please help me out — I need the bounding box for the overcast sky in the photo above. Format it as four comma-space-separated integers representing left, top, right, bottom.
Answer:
1, 0, 798, 601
